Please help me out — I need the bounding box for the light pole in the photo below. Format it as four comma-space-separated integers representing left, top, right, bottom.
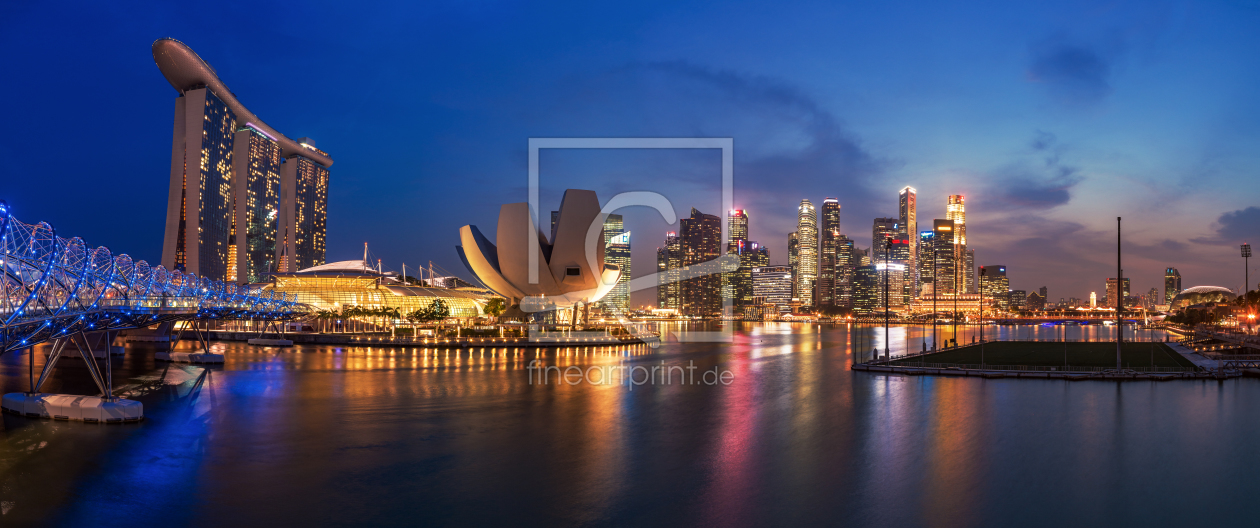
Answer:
979, 267, 986, 367
884, 237, 891, 360
1243, 243, 1252, 334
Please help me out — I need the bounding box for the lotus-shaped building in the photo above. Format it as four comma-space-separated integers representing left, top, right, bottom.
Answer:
457, 190, 621, 310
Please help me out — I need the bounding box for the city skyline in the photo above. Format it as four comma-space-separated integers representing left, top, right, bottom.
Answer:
2, 2, 1259, 305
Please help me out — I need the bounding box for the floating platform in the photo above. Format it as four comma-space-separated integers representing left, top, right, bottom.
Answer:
1, 393, 142, 423
247, 338, 294, 346
155, 351, 225, 364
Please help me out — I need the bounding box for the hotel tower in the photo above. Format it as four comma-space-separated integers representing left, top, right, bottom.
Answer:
153, 38, 333, 282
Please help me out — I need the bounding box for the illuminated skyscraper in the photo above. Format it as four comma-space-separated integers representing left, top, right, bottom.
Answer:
898, 187, 917, 295
1107, 278, 1132, 308
946, 195, 970, 293
918, 230, 935, 295
155, 39, 333, 281
232, 127, 281, 283
657, 232, 682, 310
871, 218, 897, 263
835, 235, 855, 308
725, 210, 752, 310
599, 214, 630, 313
979, 265, 1009, 311
932, 220, 956, 294
681, 208, 722, 316
965, 248, 976, 294
796, 200, 818, 307
1165, 267, 1182, 304
818, 199, 841, 307
753, 265, 793, 314
788, 231, 799, 297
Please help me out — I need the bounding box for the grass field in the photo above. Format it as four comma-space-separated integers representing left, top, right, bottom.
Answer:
890, 341, 1197, 369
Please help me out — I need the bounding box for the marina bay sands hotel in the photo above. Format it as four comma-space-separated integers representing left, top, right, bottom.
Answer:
153, 38, 332, 283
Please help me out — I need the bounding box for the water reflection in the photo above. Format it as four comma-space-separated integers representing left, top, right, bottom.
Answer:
0, 324, 1255, 527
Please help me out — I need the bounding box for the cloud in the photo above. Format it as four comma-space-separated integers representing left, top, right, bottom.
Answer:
981, 131, 1083, 210
1192, 206, 1260, 245
1027, 42, 1113, 105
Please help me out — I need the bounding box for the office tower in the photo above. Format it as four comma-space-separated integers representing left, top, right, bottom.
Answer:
753, 265, 793, 314
1025, 291, 1044, 311
834, 235, 855, 308
932, 220, 956, 294
1107, 278, 1132, 308
796, 200, 818, 307
278, 138, 330, 272
918, 230, 935, 295
680, 208, 722, 316
965, 249, 976, 293
1038, 286, 1047, 301
818, 198, 841, 307
155, 39, 333, 280
889, 237, 911, 306
735, 241, 770, 312
1090, 291, 1097, 308
656, 232, 682, 310
979, 265, 1009, 311
231, 126, 281, 283
946, 195, 968, 292
599, 214, 630, 313
788, 231, 799, 297
1165, 267, 1182, 304
1145, 288, 1159, 309
1009, 290, 1027, 310
853, 265, 878, 313
898, 187, 917, 295
857, 247, 870, 266
871, 218, 897, 262
725, 210, 752, 311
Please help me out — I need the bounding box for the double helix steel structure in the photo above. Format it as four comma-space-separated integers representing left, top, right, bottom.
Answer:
0, 200, 305, 355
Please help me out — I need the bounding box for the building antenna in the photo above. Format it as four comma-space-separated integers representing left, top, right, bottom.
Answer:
363, 242, 368, 271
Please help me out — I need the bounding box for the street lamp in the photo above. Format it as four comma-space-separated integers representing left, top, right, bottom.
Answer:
1243, 243, 1252, 334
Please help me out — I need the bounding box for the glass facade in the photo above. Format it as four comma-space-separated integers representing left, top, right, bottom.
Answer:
185, 89, 237, 280
238, 128, 282, 282
289, 155, 330, 271
752, 265, 793, 314
599, 214, 631, 314
818, 199, 840, 307
795, 200, 817, 307
680, 208, 722, 316
657, 232, 682, 310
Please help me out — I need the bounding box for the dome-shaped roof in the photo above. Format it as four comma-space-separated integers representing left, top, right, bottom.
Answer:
1171, 286, 1235, 310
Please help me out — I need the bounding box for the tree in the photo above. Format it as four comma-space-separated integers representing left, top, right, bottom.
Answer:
484, 298, 506, 318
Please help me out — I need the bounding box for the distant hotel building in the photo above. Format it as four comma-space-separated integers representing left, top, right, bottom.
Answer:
153, 38, 332, 282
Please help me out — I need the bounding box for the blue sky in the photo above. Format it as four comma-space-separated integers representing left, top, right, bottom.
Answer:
1, 0, 1258, 305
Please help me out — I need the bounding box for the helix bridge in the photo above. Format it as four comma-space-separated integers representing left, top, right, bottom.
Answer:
0, 200, 306, 422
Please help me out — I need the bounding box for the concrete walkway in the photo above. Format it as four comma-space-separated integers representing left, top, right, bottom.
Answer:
1167, 341, 1219, 370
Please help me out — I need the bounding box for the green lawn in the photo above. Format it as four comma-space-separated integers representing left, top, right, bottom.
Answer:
890, 341, 1196, 369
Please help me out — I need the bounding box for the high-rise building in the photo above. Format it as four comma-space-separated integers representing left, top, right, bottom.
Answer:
871, 218, 898, 263
680, 208, 722, 316
155, 38, 333, 281
1165, 267, 1182, 304
1026, 291, 1044, 311
599, 214, 630, 313
753, 265, 793, 314
932, 220, 957, 294
1009, 290, 1027, 311
918, 230, 935, 295
788, 231, 799, 297
818, 199, 841, 307
898, 187, 917, 295
1038, 286, 1048, 301
231, 127, 282, 283
947, 195, 970, 292
889, 237, 911, 306
656, 232, 682, 310
965, 249, 976, 294
279, 138, 330, 272
1107, 278, 1132, 308
796, 200, 818, 307
1090, 291, 1097, 308
835, 235, 855, 309
853, 265, 878, 313
725, 210, 752, 312
978, 265, 1009, 311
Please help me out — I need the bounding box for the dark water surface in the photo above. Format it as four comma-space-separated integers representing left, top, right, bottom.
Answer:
1, 323, 1257, 527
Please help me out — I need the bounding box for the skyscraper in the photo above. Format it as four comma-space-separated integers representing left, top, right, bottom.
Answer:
871, 218, 898, 263
796, 200, 818, 307
232, 127, 281, 283
1165, 267, 1182, 304
681, 208, 722, 316
918, 230, 935, 295
817, 199, 841, 307
657, 232, 682, 310
753, 265, 793, 314
1107, 278, 1132, 308
932, 220, 956, 294
965, 249, 976, 294
979, 265, 1009, 311
946, 195, 969, 292
788, 231, 799, 298
725, 210, 752, 312
836, 235, 855, 309
599, 214, 630, 313
898, 187, 917, 295
155, 39, 333, 281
